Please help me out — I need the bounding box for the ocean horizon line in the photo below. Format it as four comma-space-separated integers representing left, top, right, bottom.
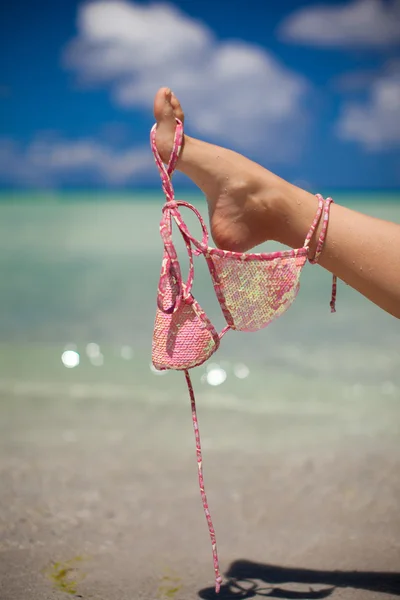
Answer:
0, 188, 399, 203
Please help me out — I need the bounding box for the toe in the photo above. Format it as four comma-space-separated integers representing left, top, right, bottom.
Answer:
153, 87, 175, 123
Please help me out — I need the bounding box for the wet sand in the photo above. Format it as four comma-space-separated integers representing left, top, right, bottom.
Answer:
1, 388, 399, 600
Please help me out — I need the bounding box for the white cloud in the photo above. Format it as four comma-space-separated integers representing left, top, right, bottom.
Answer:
336, 61, 400, 150
63, 0, 308, 156
279, 0, 400, 48
0, 136, 153, 186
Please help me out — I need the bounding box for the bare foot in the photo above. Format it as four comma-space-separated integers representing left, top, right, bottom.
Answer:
153, 87, 317, 252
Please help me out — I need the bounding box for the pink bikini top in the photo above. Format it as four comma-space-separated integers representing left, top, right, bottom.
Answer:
150, 118, 336, 593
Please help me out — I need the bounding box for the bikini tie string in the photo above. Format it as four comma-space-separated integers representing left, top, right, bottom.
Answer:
160, 200, 224, 596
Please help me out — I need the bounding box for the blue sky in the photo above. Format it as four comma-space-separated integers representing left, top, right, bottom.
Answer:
1, 0, 400, 190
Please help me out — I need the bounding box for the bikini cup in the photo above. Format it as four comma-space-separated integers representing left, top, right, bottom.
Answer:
204, 187, 332, 331
205, 247, 308, 332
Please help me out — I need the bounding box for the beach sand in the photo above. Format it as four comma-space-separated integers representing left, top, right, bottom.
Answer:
1, 379, 399, 600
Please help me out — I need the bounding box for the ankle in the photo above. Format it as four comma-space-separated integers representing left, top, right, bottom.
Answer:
268, 182, 320, 249
243, 181, 281, 248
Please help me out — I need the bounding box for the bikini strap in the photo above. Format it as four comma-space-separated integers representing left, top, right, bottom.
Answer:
151, 119, 210, 313
308, 197, 337, 313
166, 120, 184, 176
309, 197, 333, 264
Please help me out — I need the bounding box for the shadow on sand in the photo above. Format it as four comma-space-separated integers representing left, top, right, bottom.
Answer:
198, 560, 400, 599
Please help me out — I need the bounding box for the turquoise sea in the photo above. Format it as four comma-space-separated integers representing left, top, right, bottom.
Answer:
0, 192, 399, 427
